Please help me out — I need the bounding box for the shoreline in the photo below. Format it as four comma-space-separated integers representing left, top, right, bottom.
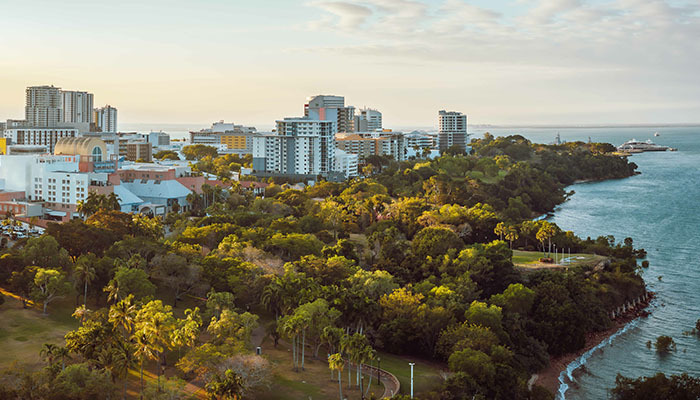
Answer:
534, 292, 655, 395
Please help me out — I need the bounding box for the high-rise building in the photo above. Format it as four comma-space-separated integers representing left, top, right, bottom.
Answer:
438, 110, 468, 152
305, 95, 355, 133
336, 132, 407, 161
355, 108, 382, 132
252, 117, 336, 176
25, 85, 63, 127
61, 90, 94, 124
94, 105, 118, 132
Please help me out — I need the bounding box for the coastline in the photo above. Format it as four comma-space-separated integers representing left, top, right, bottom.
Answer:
534, 292, 654, 395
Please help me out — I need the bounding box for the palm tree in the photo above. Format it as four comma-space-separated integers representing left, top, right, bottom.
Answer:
536, 221, 557, 257
113, 339, 138, 400
72, 304, 90, 325
54, 346, 70, 371
133, 330, 158, 398
74, 254, 97, 306
109, 295, 136, 335
40, 343, 58, 365
206, 369, 243, 400
505, 226, 519, 249
494, 222, 507, 241
107, 192, 121, 211
328, 353, 344, 400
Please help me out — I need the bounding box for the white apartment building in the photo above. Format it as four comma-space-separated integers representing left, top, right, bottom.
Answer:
277, 118, 335, 174
4, 127, 79, 153
61, 90, 94, 125
335, 132, 407, 162
305, 95, 355, 133
334, 148, 359, 178
438, 110, 468, 152
94, 105, 118, 132
404, 132, 436, 150
252, 134, 322, 175
26, 85, 63, 127
355, 108, 383, 132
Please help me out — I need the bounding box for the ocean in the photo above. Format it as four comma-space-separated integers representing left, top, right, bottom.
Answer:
471, 126, 700, 399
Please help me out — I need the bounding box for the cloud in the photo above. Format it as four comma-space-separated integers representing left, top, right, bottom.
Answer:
308, 1, 373, 29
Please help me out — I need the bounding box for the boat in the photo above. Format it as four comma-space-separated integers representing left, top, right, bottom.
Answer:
617, 139, 671, 153
654, 132, 660, 137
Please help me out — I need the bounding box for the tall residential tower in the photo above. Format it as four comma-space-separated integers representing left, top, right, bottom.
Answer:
305, 95, 355, 133
61, 90, 94, 125
438, 110, 468, 152
25, 85, 62, 127
94, 105, 118, 132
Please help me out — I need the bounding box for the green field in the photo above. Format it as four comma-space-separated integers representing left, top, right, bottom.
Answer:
512, 250, 606, 269
0, 289, 78, 369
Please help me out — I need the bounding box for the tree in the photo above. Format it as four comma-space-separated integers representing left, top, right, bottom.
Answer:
319, 200, 350, 240
74, 253, 97, 306
109, 294, 137, 335
9, 266, 38, 308
654, 335, 676, 353
31, 268, 71, 315
112, 338, 137, 400
172, 307, 202, 358
150, 253, 202, 307
494, 222, 507, 241
133, 330, 158, 397
105, 266, 156, 302
134, 300, 176, 391
612, 373, 700, 400
22, 235, 71, 269
328, 353, 344, 400
54, 363, 118, 400
536, 221, 557, 257
206, 369, 243, 400
505, 226, 519, 249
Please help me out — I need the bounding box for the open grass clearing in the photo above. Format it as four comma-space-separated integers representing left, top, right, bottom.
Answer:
512, 250, 606, 270
0, 288, 78, 370
255, 336, 385, 400
376, 351, 447, 396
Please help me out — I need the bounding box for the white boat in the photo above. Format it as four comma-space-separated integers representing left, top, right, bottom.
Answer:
617, 139, 670, 152
654, 132, 660, 137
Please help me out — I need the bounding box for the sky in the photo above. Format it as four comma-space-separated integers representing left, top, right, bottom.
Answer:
1, 0, 700, 129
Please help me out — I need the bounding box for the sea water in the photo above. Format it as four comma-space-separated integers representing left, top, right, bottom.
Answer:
470, 126, 700, 399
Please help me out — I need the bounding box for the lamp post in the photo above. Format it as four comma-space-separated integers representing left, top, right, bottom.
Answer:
409, 362, 415, 399
377, 357, 381, 386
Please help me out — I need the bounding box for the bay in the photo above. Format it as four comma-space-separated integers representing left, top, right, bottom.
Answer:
471, 126, 700, 399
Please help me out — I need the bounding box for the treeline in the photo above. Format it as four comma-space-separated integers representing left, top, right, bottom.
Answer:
0, 136, 645, 399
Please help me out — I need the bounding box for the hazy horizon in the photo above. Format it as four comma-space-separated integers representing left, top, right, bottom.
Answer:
3, 0, 699, 127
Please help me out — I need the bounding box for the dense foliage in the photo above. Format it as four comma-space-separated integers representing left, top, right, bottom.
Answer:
0, 136, 648, 399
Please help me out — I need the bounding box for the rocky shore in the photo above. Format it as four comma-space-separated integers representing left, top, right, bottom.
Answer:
533, 292, 655, 395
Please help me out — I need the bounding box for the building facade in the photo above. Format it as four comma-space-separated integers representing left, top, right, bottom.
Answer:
61, 90, 94, 125
94, 105, 118, 132
305, 95, 355, 133
355, 108, 382, 132
334, 148, 359, 178
26, 85, 63, 127
126, 142, 153, 162
438, 110, 468, 152
335, 132, 407, 161
4, 127, 79, 153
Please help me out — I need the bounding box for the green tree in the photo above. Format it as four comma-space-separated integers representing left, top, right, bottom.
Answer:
206, 369, 243, 400
328, 353, 345, 400
112, 338, 138, 400
105, 266, 156, 302
74, 253, 97, 306
31, 268, 71, 315
612, 373, 700, 400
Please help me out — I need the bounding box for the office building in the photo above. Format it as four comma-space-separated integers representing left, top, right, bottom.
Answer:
189, 121, 257, 151
305, 95, 355, 133
26, 85, 63, 127
61, 90, 94, 125
94, 105, 118, 132
147, 131, 170, 147
355, 108, 382, 132
438, 110, 468, 152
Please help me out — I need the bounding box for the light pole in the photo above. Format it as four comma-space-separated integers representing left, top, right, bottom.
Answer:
377, 357, 381, 386
409, 362, 415, 398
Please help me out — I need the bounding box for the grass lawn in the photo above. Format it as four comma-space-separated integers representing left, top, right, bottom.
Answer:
376, 351, 447, 396
255, 336, 385, 400
0, 288, 79, 370
512, 250, 606, 269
